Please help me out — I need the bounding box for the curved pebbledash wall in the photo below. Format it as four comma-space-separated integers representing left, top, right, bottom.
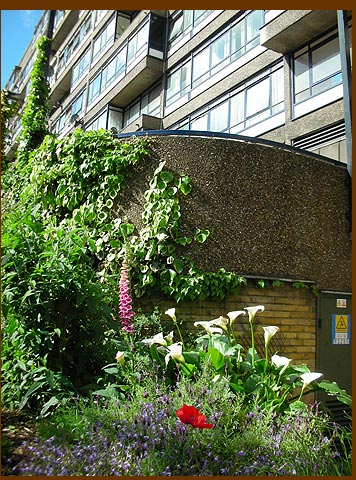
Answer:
118, 134, 352, 292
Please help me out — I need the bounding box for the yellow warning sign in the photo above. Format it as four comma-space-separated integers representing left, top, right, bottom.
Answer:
335, 315, 348, 332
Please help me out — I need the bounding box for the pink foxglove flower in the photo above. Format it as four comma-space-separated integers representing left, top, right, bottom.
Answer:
119, 257, 135, 334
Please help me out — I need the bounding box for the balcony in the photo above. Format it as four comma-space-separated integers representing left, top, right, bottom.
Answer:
51, 11, 80, 53
120, 113, 162, 133
260, 10, 338, 53
109, 56, 163, 108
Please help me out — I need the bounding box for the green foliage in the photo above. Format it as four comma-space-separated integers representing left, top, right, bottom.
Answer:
17, 36, 51, 157
1, 131, 149, 413
0, 89, 21, 168
134, 306, 352, 414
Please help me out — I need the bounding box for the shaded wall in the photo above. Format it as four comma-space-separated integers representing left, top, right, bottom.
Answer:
118, 135, 351, 292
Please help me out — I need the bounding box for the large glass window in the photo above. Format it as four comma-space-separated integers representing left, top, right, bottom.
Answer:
166, 11, 265, 108
166, 61, 191, 107
87, 43, 128, 105
168, 10, 212, 50
72, 49, 90, 86
56, 13, 92, 76
87, 19, 150, 107
192, 11, 264, 88
92, 15, 116, 62
293, 34, 342, 103
53, 90, 86, 134
124, 84, 161, 126
127, 21, 149, 65
172, 63, 284, 135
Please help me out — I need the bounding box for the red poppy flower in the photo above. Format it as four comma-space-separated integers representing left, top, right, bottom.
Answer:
176, 404, 213, 429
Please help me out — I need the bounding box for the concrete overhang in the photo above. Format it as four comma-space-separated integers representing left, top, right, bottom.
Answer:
90, 55, 163, 117
260, 10, 338, 53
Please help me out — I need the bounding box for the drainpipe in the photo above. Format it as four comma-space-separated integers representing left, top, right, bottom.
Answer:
337, 10, 352, 177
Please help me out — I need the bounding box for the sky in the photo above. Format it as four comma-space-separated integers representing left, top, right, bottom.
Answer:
1, 10, 44, 89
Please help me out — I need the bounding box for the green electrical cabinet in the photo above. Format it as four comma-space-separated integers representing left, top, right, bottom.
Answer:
316, 291, 352, 425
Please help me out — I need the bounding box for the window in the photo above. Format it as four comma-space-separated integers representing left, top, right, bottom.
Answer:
127, 21, 149, 65
166, 61, 191, 106
54, 90, 86, 134
86, 111, 107, 131
88, 74, 101, 104
72, 49, 90, 86
86, 107, 123, 132
92, 15, 116, 62
192, 11, 264, 88
53, 10, 65, 32
87, 44, 127, 105
171, 63, 284, 135
166, 11, 265, 108
293, 34, 342, 104
56, 13, 92, 75
124, 84, 161, 126
87, 19, 152, 107
168, 10, 212, 50
292, 122, 347, 164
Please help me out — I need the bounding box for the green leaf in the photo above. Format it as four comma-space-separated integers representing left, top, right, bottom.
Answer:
194, 229, 210, 243
179, 362, 196, 378
229, 381, 244, 394
317, 380, 352, 407
182, 351, 200, 366
179, 177, 192, 195
103, 367, 119, 375
207, 347, 226, 371
159, 171, 174, 183
120, 223, 135, 237
40, 396, 59, 416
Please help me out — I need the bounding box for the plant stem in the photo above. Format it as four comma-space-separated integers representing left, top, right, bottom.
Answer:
174, 319, 185, 349
250, 321, 255, 366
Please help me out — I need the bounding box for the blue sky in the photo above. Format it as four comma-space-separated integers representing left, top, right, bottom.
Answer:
1, 10, 43, 88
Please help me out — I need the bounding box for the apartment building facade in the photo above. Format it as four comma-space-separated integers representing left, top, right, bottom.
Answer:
4, 9, 352, 169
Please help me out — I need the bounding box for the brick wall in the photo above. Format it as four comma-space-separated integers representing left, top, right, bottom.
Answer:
138, 280, 317, 371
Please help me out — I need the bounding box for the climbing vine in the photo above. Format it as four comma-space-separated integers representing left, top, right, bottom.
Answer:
17, 36, 51, 159
0, 89, 21, 169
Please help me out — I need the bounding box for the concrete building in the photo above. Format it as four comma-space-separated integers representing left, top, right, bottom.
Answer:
4, 9, 352, 174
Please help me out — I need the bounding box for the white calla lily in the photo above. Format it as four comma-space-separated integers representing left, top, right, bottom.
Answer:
263, 326, 280, 348
194, 320, 223, 335
165, 342, 185, 365
245, 305, 265, 323
115, 351, 125, 366
227, 310, 246, 325
298, 372, 324, 400
213, 316, 229, 331
263, 326, 280, 363
300, 372, 323, 387
141, 332, 167, 347
165, 330, 174, 343
152, 332, 167, 346
271, 354, 292, 374
165, 308, 176, 321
